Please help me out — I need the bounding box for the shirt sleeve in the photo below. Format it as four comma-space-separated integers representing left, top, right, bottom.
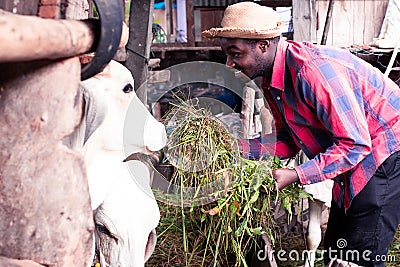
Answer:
295, 59, 372, 185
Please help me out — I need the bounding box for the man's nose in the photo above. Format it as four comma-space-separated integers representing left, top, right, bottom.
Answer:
226, 57, 235, 68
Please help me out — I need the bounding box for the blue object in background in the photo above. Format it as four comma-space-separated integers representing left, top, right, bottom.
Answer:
154, 1, 177, 9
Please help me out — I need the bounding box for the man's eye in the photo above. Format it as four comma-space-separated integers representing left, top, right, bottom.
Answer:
231, 52, 240, 58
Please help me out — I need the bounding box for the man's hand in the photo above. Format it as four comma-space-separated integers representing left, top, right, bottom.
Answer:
272, 168, 299, 190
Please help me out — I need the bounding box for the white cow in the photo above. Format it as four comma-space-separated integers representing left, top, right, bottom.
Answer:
304, 180, 333, 267
64, 59, 166, 267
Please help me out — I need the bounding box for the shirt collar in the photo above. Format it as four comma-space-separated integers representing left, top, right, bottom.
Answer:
263, 38, 288, 91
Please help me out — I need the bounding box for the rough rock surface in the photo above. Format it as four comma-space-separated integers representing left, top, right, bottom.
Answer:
0, 58, 94, 266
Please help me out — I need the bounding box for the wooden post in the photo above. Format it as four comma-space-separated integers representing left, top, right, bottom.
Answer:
321, 0, 335, 45
0, 1, 94, 266
293, 0, 317, 43
186, 0, 195, 47
165, 0, 173, 41
0, 10, 97, 62
0, 57, 94, 267
125, 0, 154, 104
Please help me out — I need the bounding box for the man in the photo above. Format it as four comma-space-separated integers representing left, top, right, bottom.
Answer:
203, 2, 400, 266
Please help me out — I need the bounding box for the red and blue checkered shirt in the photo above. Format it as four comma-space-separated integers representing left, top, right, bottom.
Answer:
239, 39, 400, 210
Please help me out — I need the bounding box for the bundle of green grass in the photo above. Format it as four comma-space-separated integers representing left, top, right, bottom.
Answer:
149, 100, 309, 267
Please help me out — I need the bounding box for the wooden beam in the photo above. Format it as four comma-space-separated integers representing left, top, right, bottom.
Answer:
258, 0, 292, 8
186, 0, 195, 47
151, 46, 221, 52
321, 0, 335, 45
0, 9, 97, 62
165, 0, 173, 41
0, 57, 94, 267
125, 0, 155, 104
293, 0, 317, 42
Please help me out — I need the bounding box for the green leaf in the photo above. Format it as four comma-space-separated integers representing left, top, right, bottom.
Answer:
250, 227, 264, 235
298, 190, 312, 199
248, 190, 260, 204
201, 213, 206, 223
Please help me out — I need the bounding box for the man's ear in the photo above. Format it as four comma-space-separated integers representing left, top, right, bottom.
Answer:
258, 40, 269, 52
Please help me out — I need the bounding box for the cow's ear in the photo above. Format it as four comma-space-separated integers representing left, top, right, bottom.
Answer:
120, 22, 129, 48
81, 82, 108, 144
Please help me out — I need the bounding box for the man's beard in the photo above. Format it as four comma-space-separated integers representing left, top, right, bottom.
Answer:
249, 54, 269, 80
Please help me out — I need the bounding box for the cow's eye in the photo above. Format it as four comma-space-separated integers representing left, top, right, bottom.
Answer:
96, 224, 118, 243
123, 83, 134, 93
96, 224, 112, 236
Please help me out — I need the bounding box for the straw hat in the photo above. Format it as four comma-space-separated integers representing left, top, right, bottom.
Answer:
202, 2, 284, 39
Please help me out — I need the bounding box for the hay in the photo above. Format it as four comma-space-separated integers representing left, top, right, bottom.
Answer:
150, 100, 310, 267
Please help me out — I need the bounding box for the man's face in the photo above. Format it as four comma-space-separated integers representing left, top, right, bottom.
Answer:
220, 38, 274, 80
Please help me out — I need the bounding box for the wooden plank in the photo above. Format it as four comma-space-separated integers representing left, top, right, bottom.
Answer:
352, 0, 365, 45
373, 1, 389, 42
293, 0, 317, 42
316, 0, 330, 44
194, 9, 202, 42
313, 0, 388, 46
310, 0, 318, 43
0, 9, 96, 62
363, 0, 377, 45
292, 0, 308, 41
165, 0, 173, 41
320, 0, 334, 45
151, 46, 221, 52
199, 8, 225, 46
125, 0, 154, 104
363, 0, 388, 45
186, 0, 195, 47
331, 0, 353, 46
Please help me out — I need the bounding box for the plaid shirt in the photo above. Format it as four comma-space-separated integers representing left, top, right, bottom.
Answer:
239, 39, 400, 210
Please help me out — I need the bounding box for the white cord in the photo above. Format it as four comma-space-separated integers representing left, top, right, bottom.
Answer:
384, 37, 400, 77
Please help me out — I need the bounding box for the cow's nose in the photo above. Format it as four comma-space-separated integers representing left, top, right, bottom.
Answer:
144, 229, 157, 262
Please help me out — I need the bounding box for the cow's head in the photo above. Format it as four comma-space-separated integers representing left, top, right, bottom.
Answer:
123, 92, 167, 156
93, 161, 160, 267
66, 60, 166, 267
